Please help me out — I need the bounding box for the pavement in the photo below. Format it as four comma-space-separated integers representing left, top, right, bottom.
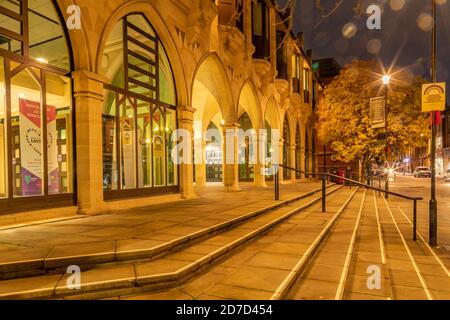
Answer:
1, 177, 450, 300
389, 175, 450, 249
0, 181, 322, 277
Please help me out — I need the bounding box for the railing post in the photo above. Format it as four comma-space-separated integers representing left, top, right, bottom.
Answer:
322, 175, 326, 213
378, 179, 381, 197
274, 165, 280, 201
413, 200, 417, 241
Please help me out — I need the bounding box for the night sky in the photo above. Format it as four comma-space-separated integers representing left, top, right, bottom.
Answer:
280, 0, 450, 90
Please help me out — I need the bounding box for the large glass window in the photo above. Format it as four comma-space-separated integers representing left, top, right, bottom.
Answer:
252, 0, 270, 59
303, 68, 311, 103
292, 54, 301, 93
0, 0, 73, 210
101, 14, 178, 199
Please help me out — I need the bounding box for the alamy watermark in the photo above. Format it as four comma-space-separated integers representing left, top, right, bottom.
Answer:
66, 265, 81, 290
367, 265, 382, 290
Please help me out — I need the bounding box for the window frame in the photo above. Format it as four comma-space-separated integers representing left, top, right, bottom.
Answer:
102, 14, 179, 201
0, 0, 75, 213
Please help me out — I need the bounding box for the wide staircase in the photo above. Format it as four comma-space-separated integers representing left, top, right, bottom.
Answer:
0, 178, 449, 300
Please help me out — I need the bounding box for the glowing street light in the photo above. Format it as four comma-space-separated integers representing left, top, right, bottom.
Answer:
382, 75, 391, 85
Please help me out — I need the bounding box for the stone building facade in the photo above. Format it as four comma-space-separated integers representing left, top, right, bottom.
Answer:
0, 0, 322, 221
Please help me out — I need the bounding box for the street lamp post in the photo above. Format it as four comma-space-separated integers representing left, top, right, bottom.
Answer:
429, 0, 438, 247
383, 75, 391, 199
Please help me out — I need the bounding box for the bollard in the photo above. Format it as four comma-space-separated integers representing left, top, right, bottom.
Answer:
274, 166, 280, 201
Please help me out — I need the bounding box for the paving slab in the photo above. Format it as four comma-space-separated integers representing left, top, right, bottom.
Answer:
205, 284, 272, 300
220, 266, 289, 292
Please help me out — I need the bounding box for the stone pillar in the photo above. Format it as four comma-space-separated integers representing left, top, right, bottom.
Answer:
194, 140, 207, 187
274, 139, 284, 182
222, 123, 240, 191
254, 130, 267, 187
289, 145, 297, 181
72, 70, 108, 215
300, 147, 306, 180
178, 107, 197, 199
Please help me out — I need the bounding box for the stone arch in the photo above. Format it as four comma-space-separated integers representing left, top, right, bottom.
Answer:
56, 0, 91, 70
95, 0, 188, 106
264, 97, 281, 130
191, 53, 235, 124
191, 53, 235, 187
237, 80, 263, 130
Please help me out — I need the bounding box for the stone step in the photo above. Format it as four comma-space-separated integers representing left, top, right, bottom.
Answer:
0, 185, 346, 299
0, 184, 335, 281
120, 187, 360, 300
121, 189, 450, 301
273, 188, 362, 300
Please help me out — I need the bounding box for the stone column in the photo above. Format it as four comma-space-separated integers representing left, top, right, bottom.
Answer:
222, 123, 240, 191
289, 145, 297, 181
194, 140, 207, 187
300, 147, 306, 180
178, 107, 197, 199
273, 139, 283, 182
72, 70, 108, 215
254, 130, 268, 187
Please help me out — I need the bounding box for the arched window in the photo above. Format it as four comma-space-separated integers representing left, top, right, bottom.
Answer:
100, 14, 178, 199
283, 117, 290, 180
0, 0, 73, 211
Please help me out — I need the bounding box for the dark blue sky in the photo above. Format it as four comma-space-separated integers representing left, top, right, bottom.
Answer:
279, 0, 450, 85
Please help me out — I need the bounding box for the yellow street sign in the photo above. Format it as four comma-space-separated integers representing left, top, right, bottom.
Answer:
422, 82, 446, 112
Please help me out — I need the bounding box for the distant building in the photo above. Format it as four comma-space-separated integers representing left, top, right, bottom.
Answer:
312, 58, 342, 85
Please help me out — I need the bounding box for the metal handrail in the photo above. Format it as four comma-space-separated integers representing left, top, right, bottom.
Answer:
274, 164, 422, 241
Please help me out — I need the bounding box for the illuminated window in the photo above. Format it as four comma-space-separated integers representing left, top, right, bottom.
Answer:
100, 14, 178, 199
0, 0, 73, 209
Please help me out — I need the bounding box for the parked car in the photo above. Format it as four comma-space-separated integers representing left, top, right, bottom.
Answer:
445, 169, 450, 182
414, 167, 432, 178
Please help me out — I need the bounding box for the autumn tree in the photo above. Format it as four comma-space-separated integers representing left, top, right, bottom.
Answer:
316, 60, 430, 180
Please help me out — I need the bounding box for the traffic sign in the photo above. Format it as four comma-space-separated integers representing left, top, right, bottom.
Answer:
422, 82, 446, 112
370, 97, 385, 129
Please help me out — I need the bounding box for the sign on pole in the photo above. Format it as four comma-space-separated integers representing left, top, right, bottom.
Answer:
370, 97, 385, 129
422, 82, 446, 112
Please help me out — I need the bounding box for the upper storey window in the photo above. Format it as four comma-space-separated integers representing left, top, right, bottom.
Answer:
252, 1, 270, 59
